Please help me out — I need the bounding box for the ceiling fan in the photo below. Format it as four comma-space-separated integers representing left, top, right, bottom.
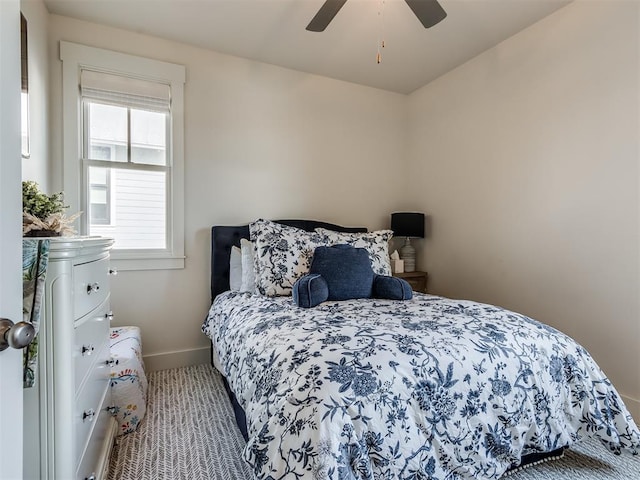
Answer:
306, 0, 447, 32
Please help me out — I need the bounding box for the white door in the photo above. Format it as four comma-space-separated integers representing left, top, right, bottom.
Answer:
0, 1, 25, 479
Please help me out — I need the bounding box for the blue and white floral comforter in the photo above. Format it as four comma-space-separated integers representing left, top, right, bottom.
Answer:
202, 291, 640, 480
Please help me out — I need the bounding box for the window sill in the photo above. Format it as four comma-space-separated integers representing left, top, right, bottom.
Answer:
110, 255, 185, 271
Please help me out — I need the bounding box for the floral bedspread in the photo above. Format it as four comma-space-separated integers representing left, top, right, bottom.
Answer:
202, 291, 640, 480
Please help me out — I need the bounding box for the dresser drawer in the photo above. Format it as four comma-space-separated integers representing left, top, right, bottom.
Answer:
75, 299, 111, 392
75, 257, 109, 319
76, 389, 113, 480
75, 344, 111, 466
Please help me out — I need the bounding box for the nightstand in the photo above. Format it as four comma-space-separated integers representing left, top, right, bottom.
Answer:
393, 271, 428, 293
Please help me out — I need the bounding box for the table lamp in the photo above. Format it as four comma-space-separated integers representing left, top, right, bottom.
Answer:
390, 212, 425, 272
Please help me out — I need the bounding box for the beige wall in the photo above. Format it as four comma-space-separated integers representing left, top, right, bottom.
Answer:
47, 14, 408, 370
20, 0, 49, 189
407, 0, 640, 418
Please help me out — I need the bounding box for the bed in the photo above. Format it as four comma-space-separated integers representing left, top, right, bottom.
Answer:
202, 219, 640, 480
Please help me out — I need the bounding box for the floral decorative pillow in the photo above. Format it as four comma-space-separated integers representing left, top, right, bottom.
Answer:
249, 219, 326, 296
314, 227, 393, 276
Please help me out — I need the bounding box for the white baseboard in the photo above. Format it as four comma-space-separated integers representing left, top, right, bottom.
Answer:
622, 394, 640, 425
143, 346, 210, 372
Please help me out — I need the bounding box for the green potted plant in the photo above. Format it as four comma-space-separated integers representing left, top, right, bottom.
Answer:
22, 181, 82, 237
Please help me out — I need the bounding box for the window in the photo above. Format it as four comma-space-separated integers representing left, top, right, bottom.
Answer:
88, 167, 111, 225
61, 42, 185, 270
82, 80, 169, 248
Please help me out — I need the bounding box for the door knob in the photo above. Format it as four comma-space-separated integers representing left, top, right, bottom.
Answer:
0, 318, 36, 352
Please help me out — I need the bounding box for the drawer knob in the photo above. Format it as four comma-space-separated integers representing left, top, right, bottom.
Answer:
82, 409, 95, 422
81, 344, 95, 356
106, 406, 118, 416
106, 358, 119, 367
105, 311, 114, 322
109, 269, 118, 276
86, 282, 100, 294
85, 474, 96, 480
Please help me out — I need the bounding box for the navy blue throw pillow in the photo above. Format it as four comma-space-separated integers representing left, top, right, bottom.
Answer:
293, 274, 329, 308
373, 275, 413, 300
310, 244, 374, 301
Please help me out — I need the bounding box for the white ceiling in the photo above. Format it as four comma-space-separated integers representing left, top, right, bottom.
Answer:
43, 0, 572, 94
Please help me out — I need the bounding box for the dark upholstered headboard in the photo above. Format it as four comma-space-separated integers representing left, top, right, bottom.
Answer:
210, 220, 367, 302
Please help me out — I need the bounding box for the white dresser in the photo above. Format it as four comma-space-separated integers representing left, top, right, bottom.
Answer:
24, 237, 117, 480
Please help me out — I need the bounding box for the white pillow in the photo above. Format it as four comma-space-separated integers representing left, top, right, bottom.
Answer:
314, 227, 393, 276
229, 246, 242, 292
240, 238, 256, 294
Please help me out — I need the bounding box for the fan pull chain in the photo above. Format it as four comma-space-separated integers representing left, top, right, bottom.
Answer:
377, 0, 385, 64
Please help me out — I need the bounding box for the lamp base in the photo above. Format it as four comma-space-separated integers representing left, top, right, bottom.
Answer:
399, 237, 416, 272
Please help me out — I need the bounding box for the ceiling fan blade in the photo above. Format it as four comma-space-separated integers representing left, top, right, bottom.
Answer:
306, 0, 348, 32
405, 0, 447, 28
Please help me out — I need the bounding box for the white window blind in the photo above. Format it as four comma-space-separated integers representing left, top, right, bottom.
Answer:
80, 70, 171, 112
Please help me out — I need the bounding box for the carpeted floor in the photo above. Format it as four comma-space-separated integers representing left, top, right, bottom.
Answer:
107, 364, 640, 480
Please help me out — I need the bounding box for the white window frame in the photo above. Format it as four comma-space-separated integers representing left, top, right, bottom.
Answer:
60, 41, 185, 271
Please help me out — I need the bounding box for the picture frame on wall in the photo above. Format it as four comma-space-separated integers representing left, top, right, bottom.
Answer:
21, 12, 30, 159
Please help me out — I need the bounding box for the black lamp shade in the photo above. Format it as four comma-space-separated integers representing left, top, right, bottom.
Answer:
390, 212, 425, 238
